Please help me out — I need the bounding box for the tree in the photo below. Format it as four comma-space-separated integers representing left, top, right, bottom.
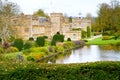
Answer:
0, 1, 20, 42
93, 0, 120, 34
33, 9, 49, 18
87, 26, 91, 38
81, 30, 86, 39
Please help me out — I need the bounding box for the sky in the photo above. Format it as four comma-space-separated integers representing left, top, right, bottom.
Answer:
8, 0, 112, 17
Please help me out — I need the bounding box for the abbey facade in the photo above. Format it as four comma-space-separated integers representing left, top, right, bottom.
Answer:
12, 13, 91, 41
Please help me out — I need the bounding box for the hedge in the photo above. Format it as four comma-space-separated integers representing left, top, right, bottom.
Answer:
13, 39, 23, 51
0, 61, 120, 80
36, 37, 45, 46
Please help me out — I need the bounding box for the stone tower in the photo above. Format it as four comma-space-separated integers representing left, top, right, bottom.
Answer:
50, 13, 63, 36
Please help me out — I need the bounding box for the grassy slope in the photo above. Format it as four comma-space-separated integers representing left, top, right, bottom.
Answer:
86, 37, 120, 45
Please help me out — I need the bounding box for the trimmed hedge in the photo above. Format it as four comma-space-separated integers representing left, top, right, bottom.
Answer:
0, 61, 120, 80
13, 39, 23, 51
36, 37, 45, 46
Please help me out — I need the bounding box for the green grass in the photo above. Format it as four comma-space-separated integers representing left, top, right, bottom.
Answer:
86, 37, 120, 45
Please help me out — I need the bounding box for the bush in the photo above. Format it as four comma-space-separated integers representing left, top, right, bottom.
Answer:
102, 31, 111, 36
63, 42, 75, 49
30, 47, 49, 55
87, 26, 91, 38
51, 33, 64, 46
55, 46, 64, 53
0, 47, 4, 53
24, 41, 33, 50
74, 40, 85, 47
48, 46, 57, 53
29, 37, 34, 41
93, 32, 102, 36
27, 55, 35, 61
36, 37, 45, 46
27, 52, 44, 61
51, 39, 56, 46
43, 36, 48, 39
116, 42, 120, 46
0, 38, 2, 43
102, 36, 111, 40
5, 47, 19, 53
1, 61, 120, 80
67, 38, 71, 41
13, 39, 23, 51
81, 30, 87, 39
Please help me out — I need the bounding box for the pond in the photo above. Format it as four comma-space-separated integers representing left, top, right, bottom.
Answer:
48, 45, 120, 64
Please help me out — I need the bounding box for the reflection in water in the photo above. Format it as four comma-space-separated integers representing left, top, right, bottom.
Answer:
54, 45, 120, 64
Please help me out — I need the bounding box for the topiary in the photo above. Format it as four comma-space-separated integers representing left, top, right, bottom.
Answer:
51, 39, 56, 46
36, 37, 45, 46
81, 30, 87, 39
67, 38, 71, 41
87, 26, 91, 38
29, 37, 34, 41
13, 39, 23, 51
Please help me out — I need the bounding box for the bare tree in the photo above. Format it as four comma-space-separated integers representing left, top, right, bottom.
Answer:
0, 1, 20, 42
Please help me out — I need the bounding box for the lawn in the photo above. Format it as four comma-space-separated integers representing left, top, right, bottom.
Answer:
86, 37, 120, 45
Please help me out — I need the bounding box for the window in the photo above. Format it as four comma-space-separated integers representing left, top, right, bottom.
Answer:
73, 34, 76, 39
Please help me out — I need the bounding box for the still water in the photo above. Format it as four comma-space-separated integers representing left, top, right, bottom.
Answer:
52, 45, 120, 64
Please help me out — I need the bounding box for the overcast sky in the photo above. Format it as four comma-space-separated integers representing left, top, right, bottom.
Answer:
8, 0, 112, 17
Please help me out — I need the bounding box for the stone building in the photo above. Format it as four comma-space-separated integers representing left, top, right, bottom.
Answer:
12, 13, 91, 41
50, 13, 63, 36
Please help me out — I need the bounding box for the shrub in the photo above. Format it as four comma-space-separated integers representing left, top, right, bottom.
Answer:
48, 46, 57, 53
67, 38, 71, 41
63, 42, 75, 49
74, 40, 85, 47
102, 36, 111, 40
83, 40, 88, 42
0, 47, 4, 53
27, 52, 44, 61
7, 36, 15, 42
30, 47, 49, 55
27, 55, 35, 61
116, 42, 120, 46
56, 46, 64, 53
51, 33, 65, 46
13, 39, 23, 51
59, 34, 64, 42
93, 32, 102, 36
0, 38, 2, 43
24, 41, 33, 50
87, 26, 91, 38
102, 31, 111, 36
5, 47, 19, 53
29, 37, 34, 41
81, 30, 87, 39
36, 37, 45, 46
1, 61, 120, 80
51, 39, 56, 46
43, 36, 48, 39
39, 47, 49, 55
